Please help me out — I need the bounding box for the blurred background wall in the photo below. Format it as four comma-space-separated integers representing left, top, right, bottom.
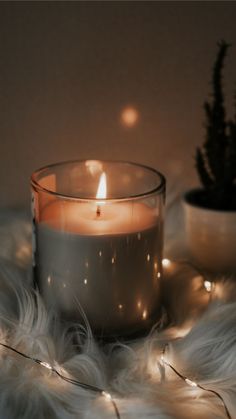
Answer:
1, 1, 236, 209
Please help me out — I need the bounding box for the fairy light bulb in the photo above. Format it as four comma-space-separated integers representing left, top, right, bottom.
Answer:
0, 341, 230, 419
162, 258, 171, 268
204, 280, 212, 293
185, 378, 198, 387
102, 391, 112, 401
40, 361, 53, 370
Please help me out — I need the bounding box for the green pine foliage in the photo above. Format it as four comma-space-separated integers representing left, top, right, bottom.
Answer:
195, 41, 236, 210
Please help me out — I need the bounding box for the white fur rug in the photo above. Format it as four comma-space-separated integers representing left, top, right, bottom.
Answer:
0, 208, 235, 419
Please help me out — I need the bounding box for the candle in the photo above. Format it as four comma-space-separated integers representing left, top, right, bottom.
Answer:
31, 160, 165, 338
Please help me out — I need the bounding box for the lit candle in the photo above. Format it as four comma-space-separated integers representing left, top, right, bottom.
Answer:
32, 160, 165, 338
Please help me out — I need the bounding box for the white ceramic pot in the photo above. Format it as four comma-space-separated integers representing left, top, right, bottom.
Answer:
183, 190, 236, 273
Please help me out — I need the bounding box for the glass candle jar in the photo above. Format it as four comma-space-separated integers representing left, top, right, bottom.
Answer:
31, 160, 165, 339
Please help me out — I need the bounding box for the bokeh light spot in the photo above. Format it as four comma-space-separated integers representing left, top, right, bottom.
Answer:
120, 106, 139, 127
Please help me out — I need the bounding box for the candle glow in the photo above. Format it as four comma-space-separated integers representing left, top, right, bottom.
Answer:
32, 160, 165, 336
96, 172, 107, 200
96, 172, 107, 217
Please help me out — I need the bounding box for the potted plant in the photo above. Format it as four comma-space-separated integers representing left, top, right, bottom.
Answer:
183, 40, 236, 273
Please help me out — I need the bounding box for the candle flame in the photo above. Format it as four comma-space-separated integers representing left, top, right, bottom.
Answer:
96, 173, 107, 200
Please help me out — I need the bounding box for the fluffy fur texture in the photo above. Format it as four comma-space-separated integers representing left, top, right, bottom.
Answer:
0, 208, 235, 419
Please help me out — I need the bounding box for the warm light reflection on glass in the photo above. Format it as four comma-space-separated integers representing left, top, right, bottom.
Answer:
84, 278, 88, 285
111, 257, 115, 264
85, 160, 103, 175
147, 254, 150, 262
47, 276, 51, 285
154, 262, 158, 271
121, 106, 139, 127
99, 250, 102, 257
62, 283, 66, 288
137, 233, 141, 240
142, 309, 147, 320
118, 304, 123, 310
137, 300, 142, 309
157, 272, 161, 278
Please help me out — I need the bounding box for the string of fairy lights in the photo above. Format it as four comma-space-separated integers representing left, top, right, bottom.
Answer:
0, 341, 121, 419
0, 264, 231, 419
159, 343, 231, 419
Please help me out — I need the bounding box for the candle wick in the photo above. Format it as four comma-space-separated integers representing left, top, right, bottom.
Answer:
96, 205, 101, 217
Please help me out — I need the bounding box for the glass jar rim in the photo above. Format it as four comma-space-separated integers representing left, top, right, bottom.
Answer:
31, 159, 166, 202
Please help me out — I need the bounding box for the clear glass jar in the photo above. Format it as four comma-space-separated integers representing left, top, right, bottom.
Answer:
31, 160, 165, 339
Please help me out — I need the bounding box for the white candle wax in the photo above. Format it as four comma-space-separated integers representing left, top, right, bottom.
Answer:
43, 199, 157, 234
35, 199, 162, 336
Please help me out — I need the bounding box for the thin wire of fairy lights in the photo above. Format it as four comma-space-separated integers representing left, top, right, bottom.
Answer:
159, 344, 231, 419
0, 272, 229, 419
0, 337, 231, 419
0, 342, 121, 419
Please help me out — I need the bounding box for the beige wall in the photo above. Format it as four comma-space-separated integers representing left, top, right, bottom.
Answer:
1, 1, 236, 209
